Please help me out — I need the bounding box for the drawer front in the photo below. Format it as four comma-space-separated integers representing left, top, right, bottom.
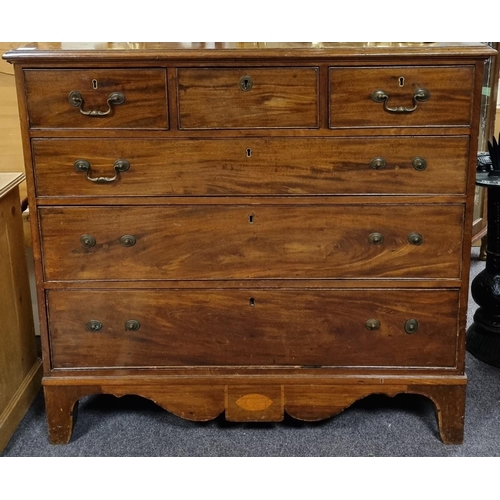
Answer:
39, 205, 464, 281
24, 69, 168, 129
330, 66, 475, 128
48, 289, 459, 369
177, 68, 319, 129
32, 136, 469, 197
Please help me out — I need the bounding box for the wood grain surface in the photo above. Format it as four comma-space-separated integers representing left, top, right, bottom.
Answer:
178, 68, 319, 129
330, 66, 475, 128
39, 204, 464, 280
0, 179, 41, 452
32, 136, 469, 197
24, 69, 169, 129
47, 288, 459, 369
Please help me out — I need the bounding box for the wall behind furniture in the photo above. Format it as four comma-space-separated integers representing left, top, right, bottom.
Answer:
0, 42, 39, 335
0, 42, 27, 200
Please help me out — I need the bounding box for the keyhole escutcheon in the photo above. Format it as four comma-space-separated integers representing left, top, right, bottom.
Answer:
92, 79, 98, 90
399, 76, 405, 87
239, 75, 253, 92
246, 148, 252, 158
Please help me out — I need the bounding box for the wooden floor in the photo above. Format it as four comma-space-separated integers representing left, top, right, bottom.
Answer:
0, 43, 26, 201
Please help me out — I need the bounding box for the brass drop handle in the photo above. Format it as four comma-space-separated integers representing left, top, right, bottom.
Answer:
369, 156, 427, 171
371, 88, 430, 113
366, 319, 381, 331
68, 90, 125, 116
74, 159, 130, 183
81, 234, 136, 248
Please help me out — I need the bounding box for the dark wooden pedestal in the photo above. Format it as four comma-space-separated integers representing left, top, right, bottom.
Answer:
467, 186, 500, 367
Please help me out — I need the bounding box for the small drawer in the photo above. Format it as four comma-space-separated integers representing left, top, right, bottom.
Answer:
177, 68, 319, 129
39, 204, 464, 281
24, 69, 168, 129
32, 136, 469, 197
47, 289, 459, 369
330, 66, 475, 128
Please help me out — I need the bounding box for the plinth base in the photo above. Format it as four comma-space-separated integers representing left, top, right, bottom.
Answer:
42, 374, 467, 445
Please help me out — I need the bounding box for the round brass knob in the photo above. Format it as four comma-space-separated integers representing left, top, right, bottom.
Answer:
370, 157, 387, 170
404, 319, 419, 334
412, 157, 427, 171
86, 320, 102, 332
365, 319, 381, 331
368, 232, 384, 245
125, 320, 140, 331
120, 235, 136, 247
80, 234, 96, 248
408, 232, 424, 245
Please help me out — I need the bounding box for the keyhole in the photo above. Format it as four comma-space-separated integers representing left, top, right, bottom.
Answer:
248, 214, 254, 224
399, 76, 405, 87
240, 75, 253, 92
92, 79, 98, 90
246, 148, 252, 158
249, 297, 255, 307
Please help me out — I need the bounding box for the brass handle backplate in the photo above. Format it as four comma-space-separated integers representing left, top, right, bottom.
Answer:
80, 234, 96, 248
371, 88, 430, 113
404, 319, 419, 334
120, 235, 136, 247
68, 90, 125, 116
370, 157, 387, 170
368, 232, 384, 245
408, 232, 424, 245
86, 320, 102, 332
412, 157, 427, 171
125, 320, 140, 331
74, 159, 130, 183
366, 319, 381, 331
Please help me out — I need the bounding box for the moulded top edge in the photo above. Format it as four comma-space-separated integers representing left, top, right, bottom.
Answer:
2, 42, 496, 63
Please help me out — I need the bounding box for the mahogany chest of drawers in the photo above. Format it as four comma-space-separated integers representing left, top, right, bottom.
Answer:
4, 42, 495, 445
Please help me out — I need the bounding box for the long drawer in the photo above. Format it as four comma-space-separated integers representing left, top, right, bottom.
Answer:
24, 69, 169, 129
32, 137, 469, 197
330, 66, 475, 128
47, 289, 459, 369
39, 204, 464, 281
